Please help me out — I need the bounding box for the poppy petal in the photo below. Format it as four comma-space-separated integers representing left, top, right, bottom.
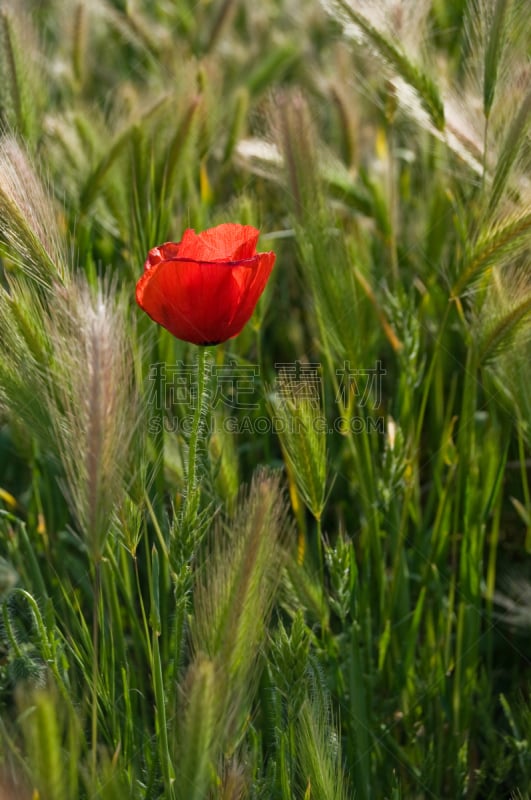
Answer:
136, 257, 264, 345
178, 224, 260, 262
145, 242, 181, 270
136, 223, 275, 345
225, 252, 276, 336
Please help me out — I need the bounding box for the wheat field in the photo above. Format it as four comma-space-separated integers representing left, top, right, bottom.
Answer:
0, 0, 530, 797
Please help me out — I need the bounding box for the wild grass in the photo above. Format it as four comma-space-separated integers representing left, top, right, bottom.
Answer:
0, 0, 530, 798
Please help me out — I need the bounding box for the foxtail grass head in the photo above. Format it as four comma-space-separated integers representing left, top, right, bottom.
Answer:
45, 276, 139, 560
190, 469, 291, 740
268, 371, 328, 522
0, 136, 68, 286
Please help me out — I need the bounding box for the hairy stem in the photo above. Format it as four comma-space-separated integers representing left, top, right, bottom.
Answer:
182, 346, 212, 527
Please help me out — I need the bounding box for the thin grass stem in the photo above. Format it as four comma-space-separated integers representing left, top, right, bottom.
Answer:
91, 559, 101, 786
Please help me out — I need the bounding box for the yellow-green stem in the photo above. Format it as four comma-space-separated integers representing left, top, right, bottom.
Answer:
91, 559, 101, 785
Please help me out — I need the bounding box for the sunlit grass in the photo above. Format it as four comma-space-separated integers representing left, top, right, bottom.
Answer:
1, 0, 530, 798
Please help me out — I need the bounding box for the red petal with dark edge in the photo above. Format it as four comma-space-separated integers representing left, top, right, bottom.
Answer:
136, 224, 275, 345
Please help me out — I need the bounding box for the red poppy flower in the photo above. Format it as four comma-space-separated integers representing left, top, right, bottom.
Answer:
136, 223, 275, 345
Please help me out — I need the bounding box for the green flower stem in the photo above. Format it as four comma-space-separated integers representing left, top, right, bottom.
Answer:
2, 602, 23, 657
182, 345, 213, 527
152, 332, 166, 503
